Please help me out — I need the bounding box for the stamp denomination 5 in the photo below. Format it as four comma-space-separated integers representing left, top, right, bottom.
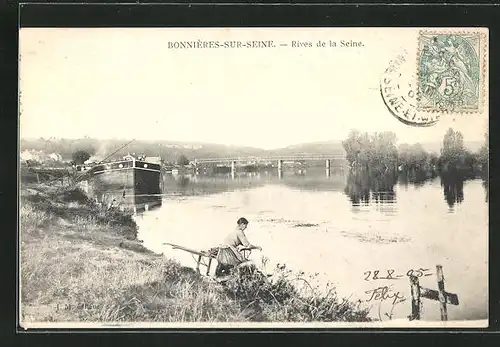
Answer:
417, 31, 486, 114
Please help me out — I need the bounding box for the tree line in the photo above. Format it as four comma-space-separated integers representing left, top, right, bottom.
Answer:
341, 128, 488, 178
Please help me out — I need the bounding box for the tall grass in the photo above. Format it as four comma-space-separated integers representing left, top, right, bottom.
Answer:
20, 184, 371, 323
22, 240, 245, 322
21, 185, 137, 239
20, 204, 52, 235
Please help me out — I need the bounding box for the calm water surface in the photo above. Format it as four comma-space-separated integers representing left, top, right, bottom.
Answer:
133, 168, 488, 322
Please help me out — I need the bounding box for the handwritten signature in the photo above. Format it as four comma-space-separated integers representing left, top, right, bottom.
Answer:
365, 285, 406, 305
361, 268, 433, 320
365, 285, 407, 320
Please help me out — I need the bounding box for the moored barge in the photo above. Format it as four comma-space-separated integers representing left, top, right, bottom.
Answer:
77, 154, 163, 211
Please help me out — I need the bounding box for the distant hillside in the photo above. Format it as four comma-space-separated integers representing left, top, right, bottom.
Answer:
269, 141, 345, 156
19, 138, 268, 163
19, 137, 484, 164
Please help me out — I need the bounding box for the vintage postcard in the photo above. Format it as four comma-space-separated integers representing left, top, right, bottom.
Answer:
18, 27, 489, 329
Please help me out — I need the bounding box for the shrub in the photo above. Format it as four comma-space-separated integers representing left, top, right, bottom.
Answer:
222, 264, 371, 322
53, 187, 90, 203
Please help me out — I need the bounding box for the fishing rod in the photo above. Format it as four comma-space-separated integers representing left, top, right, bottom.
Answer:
162, 242, 210, 256
162, 242, 255, 259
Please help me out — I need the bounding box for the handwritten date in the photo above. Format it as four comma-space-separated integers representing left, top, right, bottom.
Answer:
363, 268, 432, 281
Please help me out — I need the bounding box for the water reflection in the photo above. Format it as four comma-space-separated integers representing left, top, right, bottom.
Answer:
279, 168, 346, 192
133, 194, 163, 214
398, 169, 437, 188
344, 170, 397, 206
164, 169, 347, 196
86, 183, 162, 214
164, 172, 267, 196
483, 178, 488, 203
87, 166, 487, 214
343, 167, 488, 210
440, 171, 465, 209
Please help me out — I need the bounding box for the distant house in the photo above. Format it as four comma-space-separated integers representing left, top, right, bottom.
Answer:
20, 150, 65, 165
20, 150, 36, 162
49, 153, 63, 162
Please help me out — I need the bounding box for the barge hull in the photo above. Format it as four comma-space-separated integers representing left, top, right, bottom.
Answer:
86, 159, 163, 211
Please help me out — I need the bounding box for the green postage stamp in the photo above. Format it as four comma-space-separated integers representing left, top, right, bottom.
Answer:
417, 30, 487, 113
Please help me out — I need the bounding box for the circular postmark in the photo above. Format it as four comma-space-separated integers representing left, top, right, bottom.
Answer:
380, 51, 439, 127
418, 34, 480, 112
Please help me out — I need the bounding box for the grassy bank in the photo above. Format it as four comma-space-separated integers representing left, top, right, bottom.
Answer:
20, 183, 371, 323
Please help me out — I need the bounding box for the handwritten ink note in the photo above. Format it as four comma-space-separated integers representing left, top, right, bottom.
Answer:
362, 268, 434, 321
365, 285, 406, 305
363, 268, 433, 281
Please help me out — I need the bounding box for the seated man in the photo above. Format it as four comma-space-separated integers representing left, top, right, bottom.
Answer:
215, 217, 262, 277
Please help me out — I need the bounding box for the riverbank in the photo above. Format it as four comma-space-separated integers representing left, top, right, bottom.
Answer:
20, 183, 371, 324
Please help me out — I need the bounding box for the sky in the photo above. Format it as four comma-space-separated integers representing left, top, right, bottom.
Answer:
19, 28, 488, 150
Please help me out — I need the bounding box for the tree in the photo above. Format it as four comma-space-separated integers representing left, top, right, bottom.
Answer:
398, 143, 429, 171
429, 152, 439, 168
177, 154, 190, 166
441, 128, 464, 158
342, 130, 398, 172
342, 130, 362, 166
440, 128, 466, 169
72, 150, 91, 165
371, 131, 398, 171
342, 130, 371, 167
478, 130, 488, 168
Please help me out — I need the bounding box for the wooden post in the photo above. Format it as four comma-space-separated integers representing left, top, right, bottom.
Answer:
36, 173, 40, 184
206, 257, 212, 276
231, 161, 236, 179
436, 265, 448, 321
409, 275, 421, 320
410, 265, 458, 321
196, 254, 202, 274
277, 159, 283, 179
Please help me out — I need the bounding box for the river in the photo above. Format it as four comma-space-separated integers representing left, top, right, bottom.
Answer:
133, 168, 488, 322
